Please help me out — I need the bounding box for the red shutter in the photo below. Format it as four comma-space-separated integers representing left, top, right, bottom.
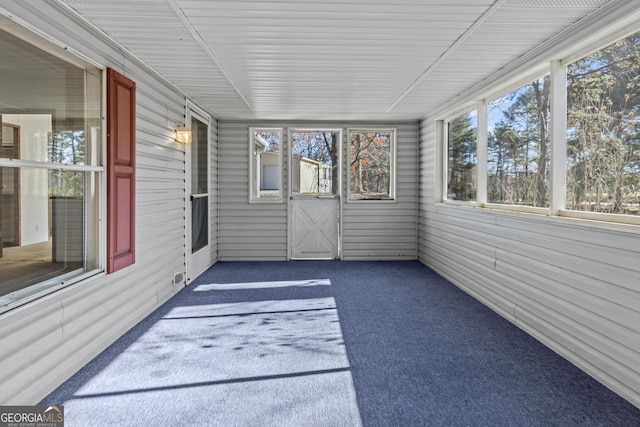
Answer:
107, 68, 136, 273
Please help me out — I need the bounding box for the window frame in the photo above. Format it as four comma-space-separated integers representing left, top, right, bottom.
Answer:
0, 20, 106, 314
560, 32, 640, 224
484, 72, 552, 214
248, 127, 284, 203
442, 108, 479, 206
437, 20, 640, 227
559, 25, 640, 226
346, 128, 397, 202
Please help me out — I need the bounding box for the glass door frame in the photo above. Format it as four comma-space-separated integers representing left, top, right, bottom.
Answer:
185, 101, 211, 283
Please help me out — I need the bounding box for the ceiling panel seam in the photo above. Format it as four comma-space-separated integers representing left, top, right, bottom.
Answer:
51, 0, 190, 90
385, 0, 507, 114
168, 0, 254, 112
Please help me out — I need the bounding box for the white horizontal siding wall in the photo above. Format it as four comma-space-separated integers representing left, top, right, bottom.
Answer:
419, 115, 640, 409
218, 121, 288, 260
0, 2, 217, 404
342, 122, 418, 260
218, 121, 418, 261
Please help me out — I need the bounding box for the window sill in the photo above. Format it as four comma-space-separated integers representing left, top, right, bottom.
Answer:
249, 198, 284, 204
434, 202, 640, 235
481, 202, 549, 216
347, 198, 397, 203
558, 209, 640, 227
0, 268, 105, 315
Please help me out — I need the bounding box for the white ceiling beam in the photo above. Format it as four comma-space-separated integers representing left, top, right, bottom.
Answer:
386, 0, 508, 114
168, 0, 254, 112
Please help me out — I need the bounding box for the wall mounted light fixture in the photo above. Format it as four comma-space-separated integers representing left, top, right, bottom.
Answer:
175, 126, 192, 144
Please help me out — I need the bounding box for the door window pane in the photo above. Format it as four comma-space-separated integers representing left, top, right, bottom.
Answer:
291, 130, 339, 196
191, 195, 208, 253
191, 116, 208, 195
190, 116, 208, 254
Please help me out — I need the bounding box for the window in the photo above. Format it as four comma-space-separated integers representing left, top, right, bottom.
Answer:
487, 75, 551, 208
446, 111, 477, 201
0, 26, 102, 311
249, 128, 282, 202
566, 31, 640, 216
439, 24, 640, 224
348, 129, 395, 200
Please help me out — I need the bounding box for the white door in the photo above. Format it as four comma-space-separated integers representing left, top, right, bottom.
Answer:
186, 107, 210, 282
291, 198, 339, 259
289, 130, 341, 259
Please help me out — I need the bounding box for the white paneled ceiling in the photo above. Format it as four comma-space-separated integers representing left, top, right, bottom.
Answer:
59, 0, 614, 121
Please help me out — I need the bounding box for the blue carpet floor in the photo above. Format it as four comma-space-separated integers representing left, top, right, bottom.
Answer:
41, 261, 640, 426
